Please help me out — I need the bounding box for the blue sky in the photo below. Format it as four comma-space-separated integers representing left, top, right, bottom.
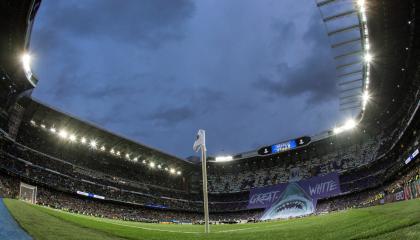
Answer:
30, 0, 339, 158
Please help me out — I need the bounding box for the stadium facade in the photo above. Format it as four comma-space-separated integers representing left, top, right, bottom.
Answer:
0, 0, 419, 223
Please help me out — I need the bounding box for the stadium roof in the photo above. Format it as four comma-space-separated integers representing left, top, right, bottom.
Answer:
19, 96, 194, 168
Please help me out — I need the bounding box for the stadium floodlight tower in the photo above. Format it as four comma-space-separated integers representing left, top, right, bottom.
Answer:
193, 129, 210, 233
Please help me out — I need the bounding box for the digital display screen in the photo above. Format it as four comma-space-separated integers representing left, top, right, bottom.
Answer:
272, 140, 297, 153
257, 136, 311, 156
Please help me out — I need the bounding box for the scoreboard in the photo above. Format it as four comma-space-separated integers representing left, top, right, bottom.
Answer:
257, 136, 311, 156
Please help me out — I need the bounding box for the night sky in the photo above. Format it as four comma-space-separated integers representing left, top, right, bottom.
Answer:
30, 0, 340, 158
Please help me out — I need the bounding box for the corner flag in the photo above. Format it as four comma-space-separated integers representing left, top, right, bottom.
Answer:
193, 129, 210, 233
193, 129, 206, 152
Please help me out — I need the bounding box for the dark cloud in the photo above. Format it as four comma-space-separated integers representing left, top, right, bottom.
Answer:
37, 0, 195, 49
254, 12, 337, 104
150, 106, 195, 126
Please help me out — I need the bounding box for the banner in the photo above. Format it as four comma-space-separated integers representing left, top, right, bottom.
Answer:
247, 173, 341, 220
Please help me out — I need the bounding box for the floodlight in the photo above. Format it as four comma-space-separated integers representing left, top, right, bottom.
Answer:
362, 91, 370, 106
157, 164, 162, 169
40, 124, 46, 128
69, 134, 76, 142
343, 119, 357, 130
164, 167, 169, 171
30, 120, 36, 125
58, 129, 68, 139
101, 146, 106, 151
116, 151, 121, 156
333, 118, 357, 135
333, 127, 342, 135
142, 160, 146, 164
177, 171, 181, 175
81, 137, 87, 144
110, 149, 115, 154
149, 162, 155, 168
89, 140, 97, 148
215, 156, 233, 162
21, 53, 33, 79
170, 168, 175, 174
133, 157, 138, 162
364, 53, 372, 63
50, 127, 56, 133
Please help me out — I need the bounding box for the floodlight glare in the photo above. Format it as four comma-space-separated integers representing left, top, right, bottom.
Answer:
157, 164, 162, 169
81, 137, 87, 144
58, 129, 68, 139
21, 53, 33, 79
177, 171, 181, 175
101, 146, 106, 151
333, 119, 357, 135
215, 156, 233, 162
133, 157, 138, 162
89, 140, 97, 148
69, 134, 76, 142
343, 119, 357, 130
116, 151, 121, 156
364, 53, 372, 63
170, 168, 175, 174
362, 91, 370, 106
40, 124, 46, 128
110, 149, 115, 154
149, 162, 155, 168
142, 160, 146, 164
333, 127, 342, 135
50, 127, 56, 133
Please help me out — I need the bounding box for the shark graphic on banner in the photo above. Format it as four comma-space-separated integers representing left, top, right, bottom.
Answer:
247, 172, 341, 220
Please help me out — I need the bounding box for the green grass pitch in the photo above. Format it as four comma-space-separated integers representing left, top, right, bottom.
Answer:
4, 198, 420, 240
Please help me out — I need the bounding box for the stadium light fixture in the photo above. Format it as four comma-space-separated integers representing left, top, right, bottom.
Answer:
149, 162, 155, 168
177, 171, 181, 175
357, 0, 365, 7
215, 156, 233, 162
101, 145, 106, 151
89, 140, 97, 149
170, 168, 175, 174
116, 151, 121, 156
133, 157, 138, 162
364, 53, 372, 63
110, 149, 115, 154
58, 129, 68, 139
69, 134, 76, 142
157, 164, 162, 169
333, 119, 357, 135
81, 137, 87, 144
362, 91, 370, 106
21, 53, 33, 80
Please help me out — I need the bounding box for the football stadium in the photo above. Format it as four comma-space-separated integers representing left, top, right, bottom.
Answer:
0, 0, 420, 239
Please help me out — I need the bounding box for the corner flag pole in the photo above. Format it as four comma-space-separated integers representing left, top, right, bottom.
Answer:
201, 142, 210, 233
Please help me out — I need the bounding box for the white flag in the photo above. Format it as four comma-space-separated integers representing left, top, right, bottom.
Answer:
193, 129, 206, 152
